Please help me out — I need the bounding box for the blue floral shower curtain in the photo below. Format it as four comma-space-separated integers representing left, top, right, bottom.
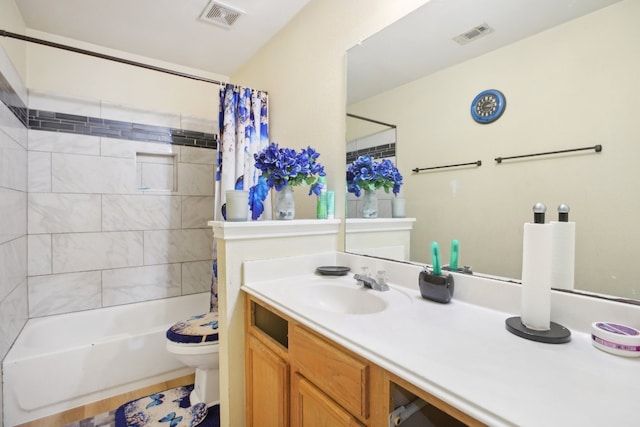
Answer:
211, 84, 270, 310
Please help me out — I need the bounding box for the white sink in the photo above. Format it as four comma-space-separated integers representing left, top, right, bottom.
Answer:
300, 284, 388, 315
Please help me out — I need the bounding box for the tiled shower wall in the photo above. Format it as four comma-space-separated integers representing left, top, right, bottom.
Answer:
0, 46, 29, 427
27, 90, 217, 317
1, 39, 219, 422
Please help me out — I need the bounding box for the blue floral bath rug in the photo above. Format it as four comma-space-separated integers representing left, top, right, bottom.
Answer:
114, 385, 219, 427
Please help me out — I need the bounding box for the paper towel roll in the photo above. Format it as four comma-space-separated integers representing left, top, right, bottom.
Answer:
521, 222, 552, 331
550, 221, 576, 290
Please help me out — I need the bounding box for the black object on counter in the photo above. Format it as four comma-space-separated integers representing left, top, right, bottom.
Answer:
315, 266, 350, 276
418, 270, 454, 304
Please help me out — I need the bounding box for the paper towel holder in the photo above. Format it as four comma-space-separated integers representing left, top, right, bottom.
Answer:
505, 202, 572, 344
505, 316, 571, 344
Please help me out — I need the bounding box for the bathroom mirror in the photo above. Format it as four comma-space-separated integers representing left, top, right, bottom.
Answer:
346, 0, 640, 302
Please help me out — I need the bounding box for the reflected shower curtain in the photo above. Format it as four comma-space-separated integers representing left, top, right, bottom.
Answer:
211, 84, 270, 310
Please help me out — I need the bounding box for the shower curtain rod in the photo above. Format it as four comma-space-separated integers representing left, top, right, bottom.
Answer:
0, 29, 225, 86
346, 113, 396, 129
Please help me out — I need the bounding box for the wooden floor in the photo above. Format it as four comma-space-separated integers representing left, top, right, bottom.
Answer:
17, 374, 195, 427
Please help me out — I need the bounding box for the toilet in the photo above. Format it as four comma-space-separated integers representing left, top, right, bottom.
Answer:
166, 311, 220, 407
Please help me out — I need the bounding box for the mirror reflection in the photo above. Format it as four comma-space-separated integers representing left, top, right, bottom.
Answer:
346, 0, 640, 301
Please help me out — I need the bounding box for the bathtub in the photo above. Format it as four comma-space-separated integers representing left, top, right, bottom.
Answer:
3, 292, 210, 426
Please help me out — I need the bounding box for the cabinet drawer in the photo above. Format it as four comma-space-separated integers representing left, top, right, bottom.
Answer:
291, 324, 369, 420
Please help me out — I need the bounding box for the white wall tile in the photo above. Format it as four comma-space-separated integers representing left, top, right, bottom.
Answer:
101, 101, 181, 129
0, 279, 28, 359
139, 162, 175, 192
144, 229, 212, 265
52, 231, 143, 274
177, 163, 214, 195
0, 134, 27, 191
52, 153, 136, 194
28, 193, 101, 234
181, 114, 217, 134
101, 139, 180, 159
356, 128, 396, 150
181, 196, 214, 229
346, 188, 396, 218
180, 146, 216, 165
0, 106, 27, 152
28, 271, 101, 317
102, 264, 181, 306
28, 234, 51, 276
182, 260, 212, 295
0, 237, 27, 302
102, 195, 181, 231
0, 188, 26, 245
28, 90, 101, 117
28, 130, 100, 155
28, 151, 51, 192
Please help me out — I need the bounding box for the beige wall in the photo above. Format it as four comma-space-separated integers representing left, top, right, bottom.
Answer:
232, 0, 429, 223
347, 1, 640, 297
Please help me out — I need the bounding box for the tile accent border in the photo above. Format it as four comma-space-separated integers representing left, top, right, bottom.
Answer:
29, 109, 218, 149
0, 70, 28, 127
0, 68, 217, 149
346, 142, 396, 163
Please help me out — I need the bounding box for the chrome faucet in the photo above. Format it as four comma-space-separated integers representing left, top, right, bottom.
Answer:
353, 270, 389, 292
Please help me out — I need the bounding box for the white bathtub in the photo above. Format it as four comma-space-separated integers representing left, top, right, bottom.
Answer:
3, 292, 210, 426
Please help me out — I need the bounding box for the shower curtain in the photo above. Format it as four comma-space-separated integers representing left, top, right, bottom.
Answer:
211, 84, 270, 310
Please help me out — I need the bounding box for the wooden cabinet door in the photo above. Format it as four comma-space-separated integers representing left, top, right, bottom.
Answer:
246, 334, 290, 427
291, 373, 365, 427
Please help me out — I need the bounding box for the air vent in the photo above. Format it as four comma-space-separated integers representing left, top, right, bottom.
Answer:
453, 23, 494, 45
200, 1, 244, 29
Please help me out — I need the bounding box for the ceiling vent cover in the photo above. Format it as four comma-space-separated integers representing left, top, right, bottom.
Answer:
453, 23, 494, 45
200, 1, 244, 29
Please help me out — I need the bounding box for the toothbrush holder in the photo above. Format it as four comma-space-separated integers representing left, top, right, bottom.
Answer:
418, 270, 454, 304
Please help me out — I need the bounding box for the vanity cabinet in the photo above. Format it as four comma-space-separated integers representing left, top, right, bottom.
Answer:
246, 334, 289, 426
245, 297, 290, 427
290, 324, 369, 426
245, 294, 484, 427
291, 373, 365, 427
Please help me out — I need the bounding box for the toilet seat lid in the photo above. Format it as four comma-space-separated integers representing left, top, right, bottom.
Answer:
166, 311, 219, 344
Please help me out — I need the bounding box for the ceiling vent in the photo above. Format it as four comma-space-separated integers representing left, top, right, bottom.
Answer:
453, 23, 494, 45
200, 1, 244, 29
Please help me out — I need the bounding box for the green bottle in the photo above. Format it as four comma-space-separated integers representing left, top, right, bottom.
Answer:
316, 176, 328, 219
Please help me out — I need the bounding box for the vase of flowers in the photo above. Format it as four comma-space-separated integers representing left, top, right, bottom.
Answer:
346, 155, 403, 219
274, 185, 296, 219
250, 142, 326, 220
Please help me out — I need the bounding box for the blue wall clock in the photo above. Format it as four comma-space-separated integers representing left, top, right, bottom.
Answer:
470, 89, 506, 124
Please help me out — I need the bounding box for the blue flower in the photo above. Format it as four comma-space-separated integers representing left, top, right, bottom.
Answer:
346, 155, 403, 197
249, 176, 270, 220
249, 142, 326, 217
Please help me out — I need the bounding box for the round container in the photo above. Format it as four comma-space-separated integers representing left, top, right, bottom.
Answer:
591, 322, 640, 357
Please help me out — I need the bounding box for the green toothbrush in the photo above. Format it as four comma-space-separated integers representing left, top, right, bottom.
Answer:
450, 239, 459, 271
431, 241, 442, 275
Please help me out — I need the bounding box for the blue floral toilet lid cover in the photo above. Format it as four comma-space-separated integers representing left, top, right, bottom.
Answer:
166, 312, 219, 344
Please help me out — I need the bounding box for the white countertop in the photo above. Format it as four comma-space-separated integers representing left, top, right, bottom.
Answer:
242, 254, 640, 427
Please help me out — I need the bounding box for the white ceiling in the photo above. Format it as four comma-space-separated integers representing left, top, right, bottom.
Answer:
347, 0, 622, 104
14, 0, 312, 76
12, 0, 622, 91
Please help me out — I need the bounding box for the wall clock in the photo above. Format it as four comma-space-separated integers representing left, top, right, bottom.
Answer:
470, 89, 506, 124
